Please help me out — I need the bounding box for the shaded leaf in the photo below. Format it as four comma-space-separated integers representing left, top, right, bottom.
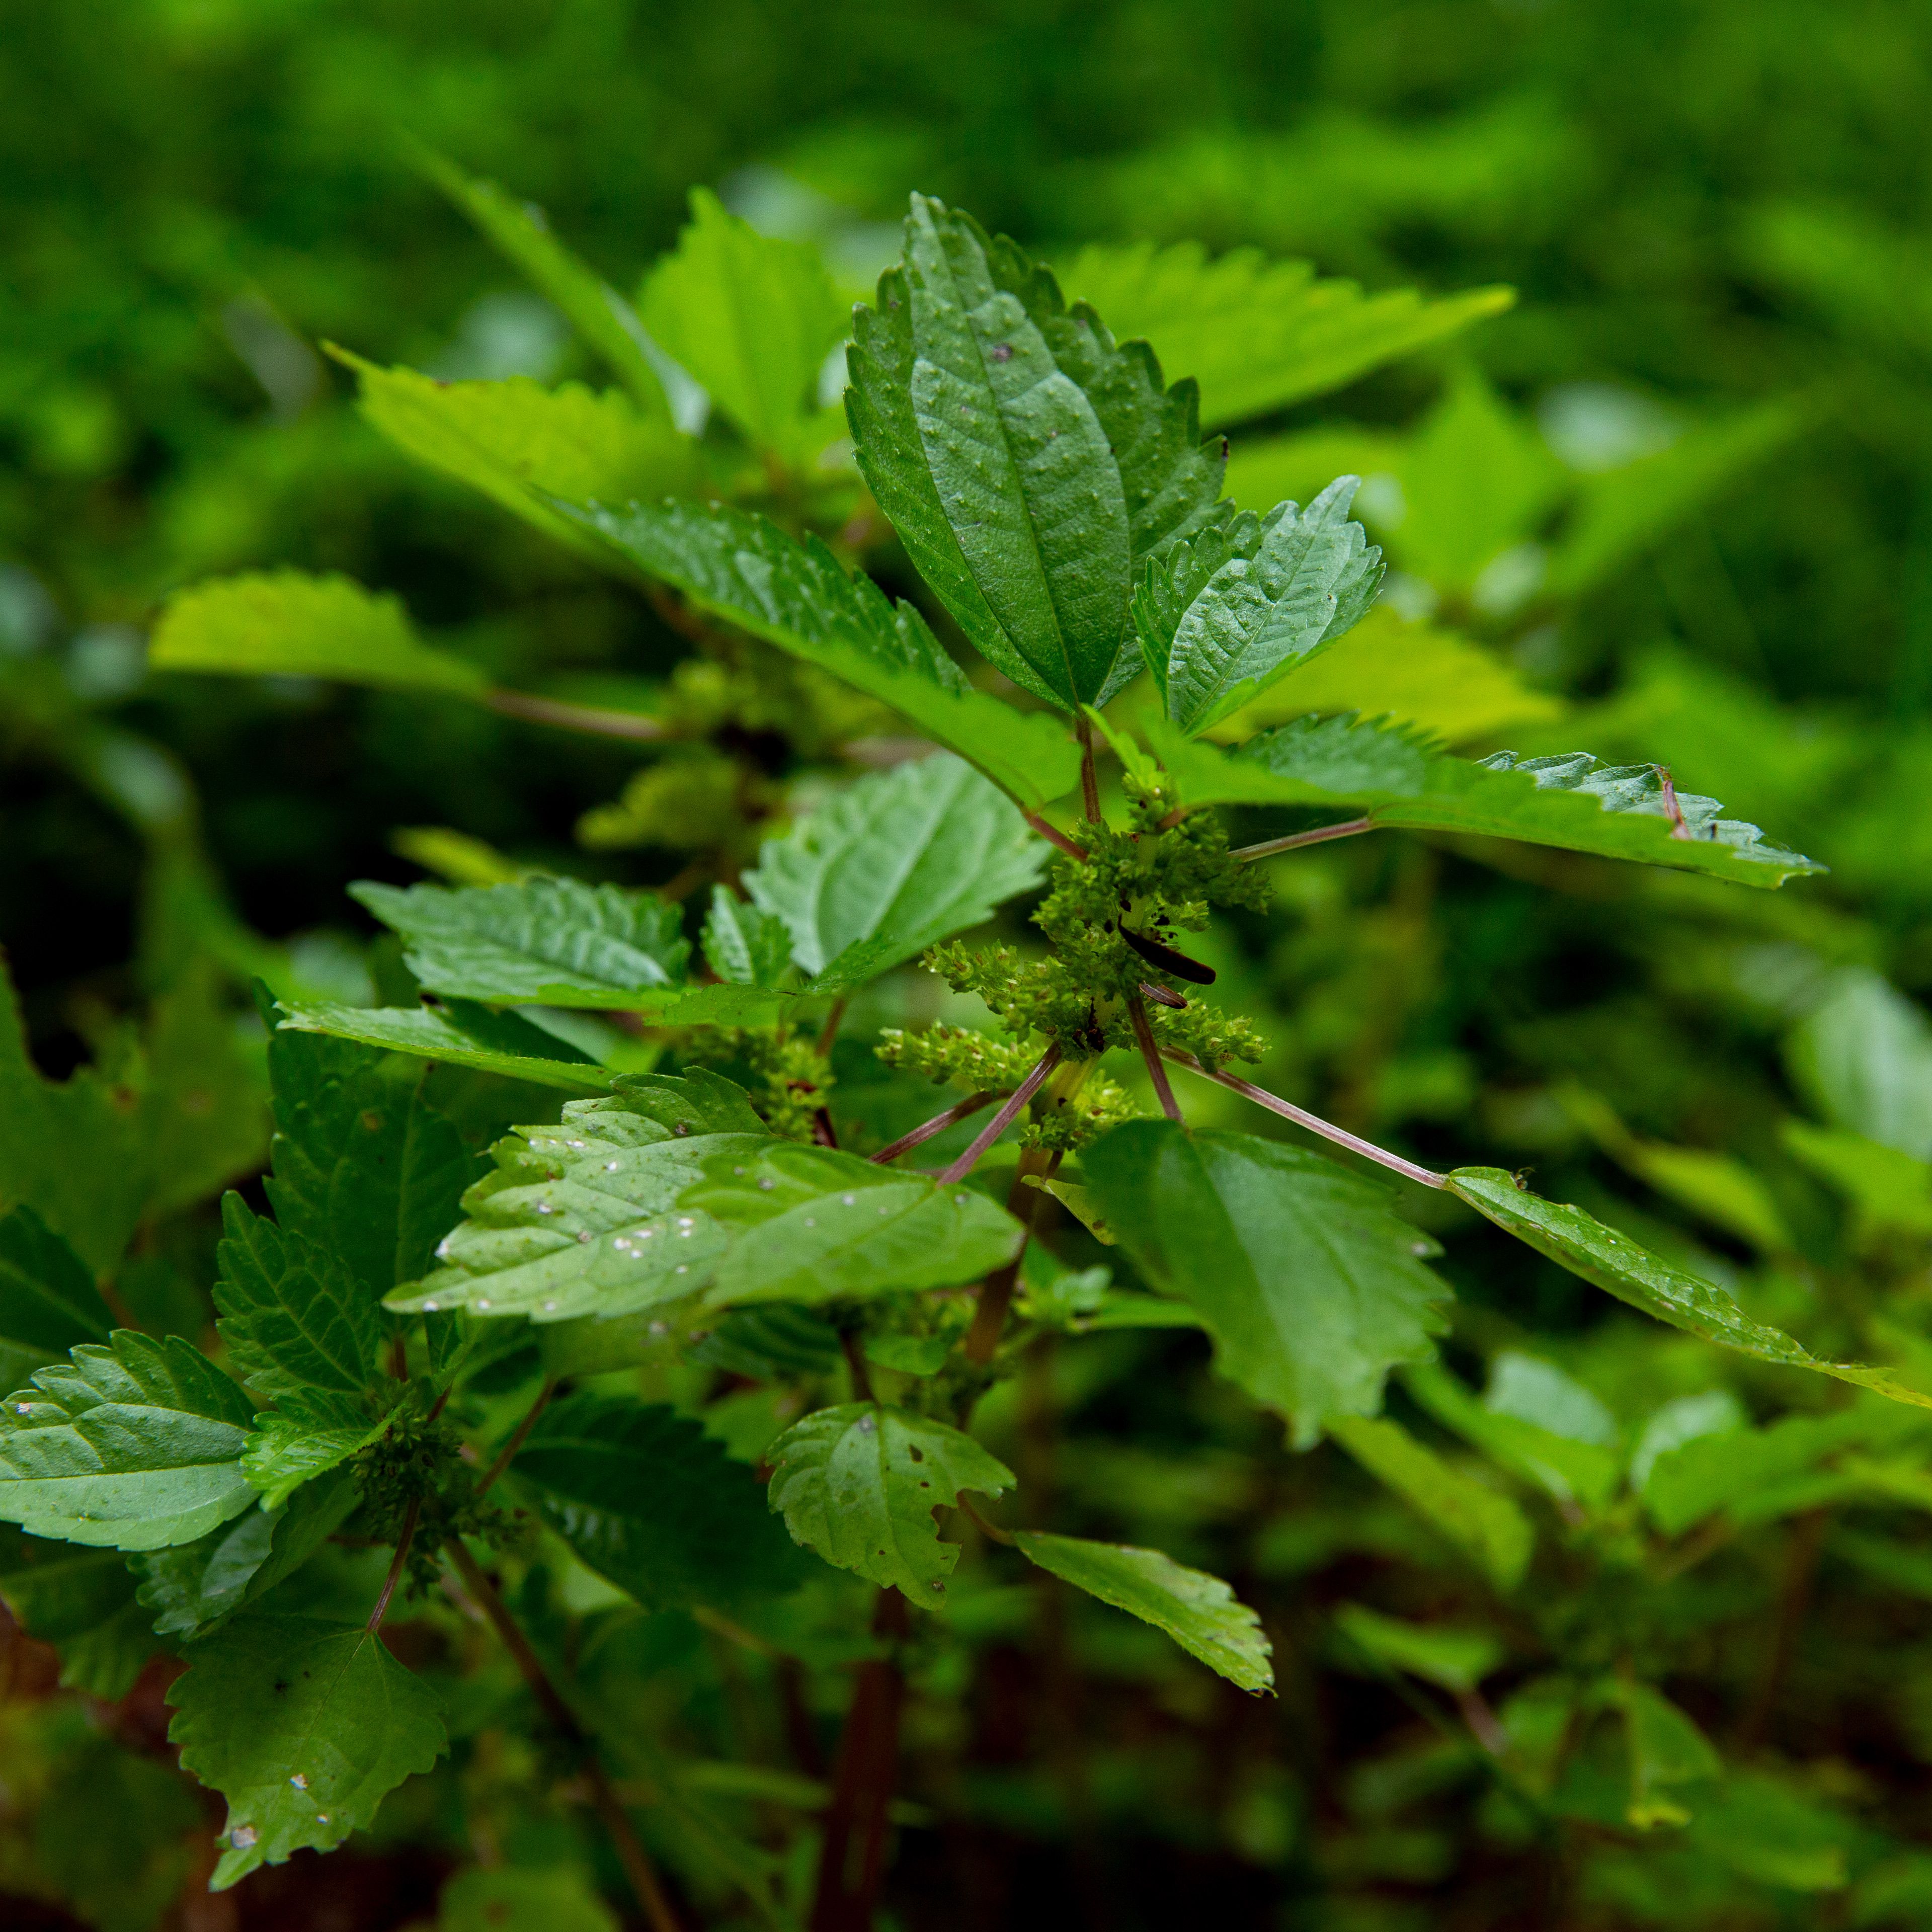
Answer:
640, 188, 846, 455
1013, 1530, 1273, 1693
0, 1528, 144, 1691
1085, 1123, 1450, 1447
0, 1332, 257, 1550
1061, 240, 1513, 429
557, 496, 1081, 810
149, 571, 488, 698
701, 886, 795, 986
1450, 1167, 1932, 1409
684, 1141, 1025, 1308
1334, 1601, 1502, 1693
849, 194, 1223, 709
0, 1206, 112, 1394
765, 1401, 1013, 1603
169, 1611, 447, 1886
275, 1002, 615, 1092
1786, 969, 1932, 1160
438, 1866, 619, 1932
1404, 1360, 1623, 1512
512, 1393, 809, 1610
742, 754, 1046, 976
1611, 1679, 1721, 1829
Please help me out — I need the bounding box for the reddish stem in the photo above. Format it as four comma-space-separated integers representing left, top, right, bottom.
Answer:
1024, 810, 1089, 862
1075, 718, 1102, 825
476, 1377, 558, 1497
936, 1046, 1063, 1185
365, 1497, 420, 1636
869, 1090, 1008, 1165
1230, 818, 1376, 863
1161, 1051, 1448, 1189
1127, 996, 1184, 1123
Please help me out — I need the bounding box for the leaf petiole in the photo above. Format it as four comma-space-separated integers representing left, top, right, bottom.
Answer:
1230, 817, 1377, 864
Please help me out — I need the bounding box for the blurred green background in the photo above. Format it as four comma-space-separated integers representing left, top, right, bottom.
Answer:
6, 1, 1932, 1927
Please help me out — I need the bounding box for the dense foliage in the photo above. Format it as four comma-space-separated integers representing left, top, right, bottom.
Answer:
5, 6, 1932, 1931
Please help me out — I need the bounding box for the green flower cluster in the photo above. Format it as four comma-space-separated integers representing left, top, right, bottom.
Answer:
876, 1024, 1139, 1151
685, 1026, 832, 1141
356, 1406, 508, 1595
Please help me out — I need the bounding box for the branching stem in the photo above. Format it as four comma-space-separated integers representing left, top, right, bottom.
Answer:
1024, 810, 1090, 862
1127, 995, 1184, 1123
869, 1090, 1008, 1166
476, 1377, 558, 1497
936, 1045, 1063, 1185
446, 1539, 685, 1932
1161, 1051, 1448, 1188
1230, 818, 1376, 863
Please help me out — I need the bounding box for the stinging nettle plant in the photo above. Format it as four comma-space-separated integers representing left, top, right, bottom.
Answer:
9, 182, 1904, 1930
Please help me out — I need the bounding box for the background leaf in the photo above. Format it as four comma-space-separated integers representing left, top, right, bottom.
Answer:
0, 1206, 112, 1394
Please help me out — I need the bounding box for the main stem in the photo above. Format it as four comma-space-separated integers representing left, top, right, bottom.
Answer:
446, 1539, 685, 1932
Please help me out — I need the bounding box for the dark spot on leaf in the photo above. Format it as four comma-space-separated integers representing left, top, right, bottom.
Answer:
907, 1444, 924, 1462
360, 1109, 385, 1133
989, 342, 1012, 362
674, 1122, 692, 1136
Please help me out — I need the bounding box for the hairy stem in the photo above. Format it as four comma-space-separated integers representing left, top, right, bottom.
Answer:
1162, 1051, 1449, 1188
1024, 810, 1090, 862
1230, 818, 1375, 863
475, 1377, 558, 1497
936, 1045, 1063, 1185
365, 1497, 420, 1636
486, 688, 667, 742
1127, 995, 1184, 1122
869, 1090, 1007, 1166
446, 1539, 685, 1932
810, 1588, 911, 1932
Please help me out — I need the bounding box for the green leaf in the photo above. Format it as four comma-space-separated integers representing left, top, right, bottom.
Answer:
741, 754, 1046, 977
149, 571, 489, 698
214, 1196, 385, 1424
701, 885, 796, 987
684, 1141, 1025, 1308
341, 353, 698, 554
555, 496, 1081, 810
765, 1400, 1013, 1603
0, 1526, 142, 1677
438, 1866, 619, 1932
419, 148, 691, 424
139, 965, 272, 1219
1333, 1601, 1502, 1694
1403, 1360, 1623, 1512
169, 1611, 447, 1885
274, 1000, 617, 1092
0, 1331, 258, 1550
1203, 604, 1563, 747
1449, 1167, 1932, 1410
1060, 240, 1513, 429
351, 876, 691, 1010
1084, 1123, 1449, 1448
1781, 1120, 1932, 1242
640, 187, 846, 455
384, 1079, 766, 1324
1326, 1414, 1533, 1590
241, 1414, 391, 1512
849, 194, 1224, 709
259, 1012, 479, 1307
132, 1467, 359, 1638
1612, 1679, 1721, 1829
1786, 969, 1932, 1160
0, 1205, 112, 1394
1135, 480, 1384, 735
1151, 712, 1822, 888
511, 1393, 809, 1610
1012, 1530, 1273, 1692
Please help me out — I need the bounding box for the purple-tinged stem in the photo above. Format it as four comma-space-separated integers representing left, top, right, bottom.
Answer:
1128, 996, 1184, 1123
366, 1497, 420, 1636
870, 1090, 1008, 1166
937, 1045, 1063, 1185
1025, 810, 1090, 862
1231, 818, 1376, 864
1161, 1050, 1448, 1189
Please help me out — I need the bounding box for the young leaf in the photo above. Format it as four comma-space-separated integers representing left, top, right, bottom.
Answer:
420, 148, 693, 425
169, 1611, 448, 1886
701, 886, 796, 987
1150, 712, 1822, 888
241, 1415, 390, 1512
0, 1205, 112, 1394
1084, 1123, 1450, 1447
848, 194, 1224, 709
1326, 1414, 1533, 1591
684, 1141, 1025, 1308
341, 353, 698, 554
149, 572, 490, 698
132, 1467, 359, 1638
764, 1401, 1014, 1604
214, 1197, 384, 1424
741, 754, 1046, 977
1061, 240, 1514, 428
510, 1393, 809, 1609
352, 876, 690, 1010
274, 1001, 616, 1093
1449, 1167, 1932, 1410
555, 496, 1081, 810
1011, 1531, 1273, 1694
0, 1332, 258, 1550
1135, 478, 1385, 734
640, 187, 847, 455
259, 1014, 478, 1308
384, 1081, 766, 1324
